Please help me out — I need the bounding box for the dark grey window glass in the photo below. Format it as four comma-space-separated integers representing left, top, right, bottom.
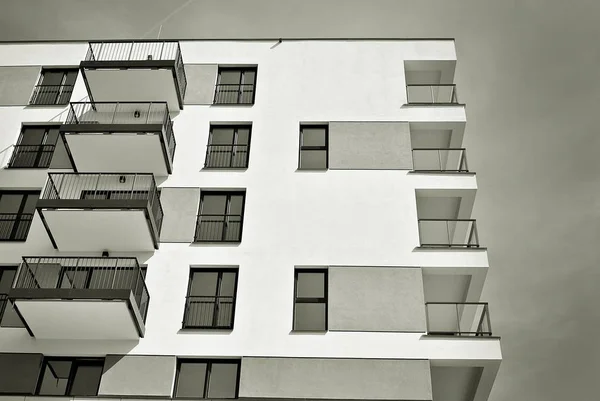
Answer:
294, 269, 328, 331
37, 358, 103, 396
30, 68, 78, 105
0, 191, 39, 241
9, 126, 60, 168
0, 266, 24, 327
175, 360, 239, 399
214, 67, 257, 105
205, 125, 251, 168
184, 269, 238, 329
299, 125, 328, 169
194, 192, 245, 242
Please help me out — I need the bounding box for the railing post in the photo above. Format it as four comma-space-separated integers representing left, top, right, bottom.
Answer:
111, 259, 118, 289
70, 103, 79, 124
455, 303, 461, 335
130, 174, 137, 199
95, 173, 101, 197
486, 304, 492, 335
437, 149, 443, 171
446, 220, 451, 247
430, 85, 435, 103
128, 42, 134, 61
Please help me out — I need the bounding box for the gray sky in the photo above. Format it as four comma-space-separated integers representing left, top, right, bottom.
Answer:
2, 0, 600, 399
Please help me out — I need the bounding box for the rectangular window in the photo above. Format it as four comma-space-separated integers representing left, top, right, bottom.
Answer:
8, 125, 60, 168
0, 191, 39, 241
299, 125, 328, 169
183, 268, 238, 329
0, 266, 23, 327
213, 67, 257, 105
194, 191, 246, 242
36, 358, 104, 396
205, 125, 251, 169
174, 359, 240, 399
30, 68, 78, 106
293, 269, 328, 331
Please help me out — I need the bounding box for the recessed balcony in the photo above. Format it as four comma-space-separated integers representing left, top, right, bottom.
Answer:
418, 219, 480, 248
61, 102, 176, 175
412, 148, 469, 173
80, 41, 187, 111
37, 173, 163, 252
425, 302, 492, 337
9, 256, 148, 339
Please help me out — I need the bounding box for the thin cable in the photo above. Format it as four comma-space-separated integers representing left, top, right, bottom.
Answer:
140, 0, 195, 39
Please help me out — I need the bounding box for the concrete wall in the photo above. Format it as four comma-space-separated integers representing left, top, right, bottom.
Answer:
98, 355, 176, 397
0, 67, 40, 106
328, 266, 426, 332
329, 122, 412, 169
0, 353, 42, 394
239, 357, 432, 400
159, 187, 200, 242
184, 64, 218, 104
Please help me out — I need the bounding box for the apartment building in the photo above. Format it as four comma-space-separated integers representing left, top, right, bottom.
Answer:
0, 39, 501, 401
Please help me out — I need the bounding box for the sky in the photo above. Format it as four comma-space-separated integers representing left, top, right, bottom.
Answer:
1, 0, 600, 399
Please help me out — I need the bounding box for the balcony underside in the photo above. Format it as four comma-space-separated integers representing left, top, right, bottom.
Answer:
81, 65, 182, 112
38, 205, 157, 252
10, 289, 143, 339
61, 126, 171, 175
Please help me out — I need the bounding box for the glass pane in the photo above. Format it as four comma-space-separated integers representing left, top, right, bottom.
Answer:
38, 360, 71, 395
190, 272, 218, 297
60, 269, 88, 289
0, 300, 24, 327
296, 272, 325, 298
176, 362, 207, 397
208, 363, 238, 398
201, 195, 227, 215
236, 128, 250, 145
0, 268, 16, 293
19, 128, 47, 145
300, 150, 327, 169
0, 194, 23, 214
218, 70, 241, 85
22, 194, 39, 214
41, 71, 65, 86
69, 363, 102, 396
219, 272, 236, 297
242, 70, 256, 86
301, 127, 326, 146
210, 128, 235, 145
228, 195, 244, 215
294, 303, 326, 331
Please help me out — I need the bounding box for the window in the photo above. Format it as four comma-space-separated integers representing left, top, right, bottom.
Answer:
183, 268, 238, 329
299, 125, 328, 169
0, 266, 23, 327
30, 68, 78, 106
205, 125, 251, 168
194, 192, 246, 242
293, 269, 328, 331
213, 67, 257, 105
174, 359, 240, 399
0, 191, 39, 241
9, 125, 61, 168
36, 358, 104, 396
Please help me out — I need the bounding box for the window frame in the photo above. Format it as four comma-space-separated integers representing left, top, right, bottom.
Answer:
204, 124, 252, 169
35, 357, 104, 396
8, 124, 62, 169
173, 359, 241, 399
214, 66, 258, 105
182, 267, 239, 330
298, 124, 329, 170
293, 268, 328, 332
0, 190, 40, 242
194, 191, 246, 243
29, 67, 78, 106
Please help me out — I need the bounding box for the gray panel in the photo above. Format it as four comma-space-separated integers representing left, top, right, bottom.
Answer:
239, 357, 432, 400
159, 187, 200, 242
329, 267, 426, 332
0, 67, 40, 105
0, 353, 43, 394
329, 122, 412, 170
184, 64, 218, 104
98, 355, 176, 397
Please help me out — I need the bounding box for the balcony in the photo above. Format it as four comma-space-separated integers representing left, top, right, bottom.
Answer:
412, 148, 469, 173
37, 173, 163, 251
418, 219, 480, 248
80, 41, 187, 111
406, 84, 459, 105
9, 257, 148, 339
425, 302, 492, 336
61, 102, 176, 175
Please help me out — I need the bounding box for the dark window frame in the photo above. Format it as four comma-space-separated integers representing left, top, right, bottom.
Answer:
194, 191, 246, 243
8, 125, 61, 169
204, 124, 252, 169
173, 359, 241, 399
298, 124, 329, 170
182, 267, 239, 330
29, 67, 78, 106
213, 66, 258, 105
293, 268, 328, 331
0, 190, 40, 242
35, 357, 104, 396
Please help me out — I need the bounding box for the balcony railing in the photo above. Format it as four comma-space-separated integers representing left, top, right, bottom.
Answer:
418, 219, 479, 248
204, 145, 249, 168
8, 144, 55, 168
29, 84, 74, 106
65, 101, 176, 162
84, 41, 187, 100
15, 257, 149, 321
41, 173, 163, 234
194, 214, 243, 242
426, 302, 492, 336
412, 148, 469, 172
213, 84, 255, 105
406, 84, 458, 104
0, 213, 34, 241
183, 295, 235, 329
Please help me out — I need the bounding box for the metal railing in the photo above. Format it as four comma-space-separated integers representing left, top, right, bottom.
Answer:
0, 213, 34, 241
85, 41, 187, 100
213, 84, 255, 104
41, 173, 163, 234
15, 257, 149, 321
204, 145, 249, 168
418, 219, 479, 248
406, 84, 458, 104
30, 84, 74, 105
194, 214, 243, 242
412, 148, 469, 172
0, 294, 8, 320
8, 144, 55, 168
183, 295, 235, 329
426, 302, 492, 336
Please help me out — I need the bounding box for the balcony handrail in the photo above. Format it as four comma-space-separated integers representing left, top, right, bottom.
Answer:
417, 218, 480, 248
406, 84, 458, 104
406, 84, 457, 87
418, 218, 476, 222
204, 144, 250, 168
213, 83, 256, 104
86, 41, 182, 62
194, 213, 243, 242
30, 84, 74, 106
8, 144, 56, 168
66, 101, 170, 125
425, 302, 492, 336
412, 147, 466, 150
